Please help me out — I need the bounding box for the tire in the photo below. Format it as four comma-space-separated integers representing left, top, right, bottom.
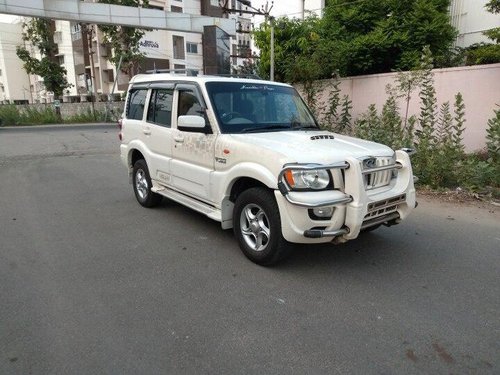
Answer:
233, 187, 291, 266
132, 159, 162, 208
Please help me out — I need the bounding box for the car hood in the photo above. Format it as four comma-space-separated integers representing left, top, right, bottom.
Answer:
230, 131, 394, 164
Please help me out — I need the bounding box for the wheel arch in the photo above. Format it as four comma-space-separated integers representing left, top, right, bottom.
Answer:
130, 149, 145, 167
126, 147, 147, 183
229, 177, 269, 203
220, 175, 275, 230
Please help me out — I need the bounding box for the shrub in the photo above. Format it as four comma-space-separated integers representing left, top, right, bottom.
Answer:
21, 106, 61, 124
350, 47, 498, 193
0, 105, 22, 126
65, 108, 107, 123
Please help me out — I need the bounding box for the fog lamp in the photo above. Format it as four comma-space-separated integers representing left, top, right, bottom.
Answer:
312, 206, 334, 218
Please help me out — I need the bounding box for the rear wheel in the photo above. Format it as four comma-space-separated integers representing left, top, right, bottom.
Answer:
132, 159, 162, 208
233, 187, 291, 266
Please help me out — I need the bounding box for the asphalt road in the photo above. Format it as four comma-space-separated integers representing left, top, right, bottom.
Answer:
1, 125, 499, 374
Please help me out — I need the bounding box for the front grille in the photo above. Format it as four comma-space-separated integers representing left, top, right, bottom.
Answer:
364, 157, 396, 190
364, 194, 406, 220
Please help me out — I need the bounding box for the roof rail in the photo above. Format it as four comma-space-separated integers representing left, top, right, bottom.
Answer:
210, 73, 262, 80
145, 69, 199, 76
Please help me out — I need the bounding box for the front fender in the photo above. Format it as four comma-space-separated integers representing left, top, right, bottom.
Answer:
212, 162, 278, 201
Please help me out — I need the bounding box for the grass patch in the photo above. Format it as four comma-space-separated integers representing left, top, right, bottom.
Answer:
0, 104, 114, 126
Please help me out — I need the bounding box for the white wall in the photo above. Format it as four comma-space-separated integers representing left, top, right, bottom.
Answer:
0, 21, 32, 103
55, 20, 78, 96
308, 64, 500, 152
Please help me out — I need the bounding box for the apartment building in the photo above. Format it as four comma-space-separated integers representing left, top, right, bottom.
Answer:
0, 21, 32, 104
76, 0, 250, 95
0, 0, 241, 103
80, 0, 205, 97
226, 1, 254, 72
450, 0, 500, 48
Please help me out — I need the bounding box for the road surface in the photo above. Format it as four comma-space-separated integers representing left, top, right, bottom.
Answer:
1, 125, 498, 374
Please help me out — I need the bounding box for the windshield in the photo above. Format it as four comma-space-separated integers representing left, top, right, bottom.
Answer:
205, 82, 319, 134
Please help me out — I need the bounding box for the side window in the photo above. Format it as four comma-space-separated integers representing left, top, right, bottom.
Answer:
178, 90, 202, 117
147, 89, 173, 127
127, 89, 147, 120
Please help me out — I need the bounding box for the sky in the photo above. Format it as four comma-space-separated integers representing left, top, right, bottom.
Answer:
250, 0, 303, 19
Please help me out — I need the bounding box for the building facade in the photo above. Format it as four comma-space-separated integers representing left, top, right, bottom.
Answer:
0, 0, 241, 103
450, 0, 500, 48
0, 21, 32, 104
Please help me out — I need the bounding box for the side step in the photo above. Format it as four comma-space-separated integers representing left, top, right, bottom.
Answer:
152, 184, 222, 222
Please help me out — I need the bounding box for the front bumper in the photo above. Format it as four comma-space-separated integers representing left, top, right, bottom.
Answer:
275, 150, 416, 244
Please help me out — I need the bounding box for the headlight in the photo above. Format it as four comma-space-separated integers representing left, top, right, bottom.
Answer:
283, 169, 331, 190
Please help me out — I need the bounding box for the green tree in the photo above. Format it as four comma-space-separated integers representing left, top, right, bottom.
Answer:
486, 0, 500, 13
16, 18, 71, 98
253, 16, 325, 82
97, 0, 150, 77
253, 0, 457, 82
322, 0, 457, 75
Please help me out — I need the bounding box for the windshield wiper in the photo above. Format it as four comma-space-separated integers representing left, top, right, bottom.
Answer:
241, 125, 291, 133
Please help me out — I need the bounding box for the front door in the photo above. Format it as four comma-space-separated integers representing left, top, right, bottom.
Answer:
170, 84, 216, 203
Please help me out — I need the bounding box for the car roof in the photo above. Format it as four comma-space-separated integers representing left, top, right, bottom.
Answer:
128, 73, 292, 88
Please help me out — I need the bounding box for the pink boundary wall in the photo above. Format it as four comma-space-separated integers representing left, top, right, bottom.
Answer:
301, 63, 500, 152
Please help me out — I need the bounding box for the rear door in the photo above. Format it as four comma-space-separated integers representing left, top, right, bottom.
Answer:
125, 86, 149, 146
144, 83, 175, 186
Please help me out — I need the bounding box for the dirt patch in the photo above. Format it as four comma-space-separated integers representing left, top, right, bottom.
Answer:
417, 187, 500, 211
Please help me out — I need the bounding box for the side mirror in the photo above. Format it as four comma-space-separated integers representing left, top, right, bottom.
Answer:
178, 115, 206, 129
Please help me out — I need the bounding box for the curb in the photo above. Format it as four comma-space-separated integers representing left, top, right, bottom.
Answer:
0, 123, 117, 131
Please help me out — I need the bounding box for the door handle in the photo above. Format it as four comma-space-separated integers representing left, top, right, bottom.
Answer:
174, 136, 184, 143
143, 126, 151, 135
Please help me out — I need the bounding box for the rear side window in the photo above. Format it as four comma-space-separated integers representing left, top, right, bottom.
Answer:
127, 89, 148, 120
147, 89, 174, 127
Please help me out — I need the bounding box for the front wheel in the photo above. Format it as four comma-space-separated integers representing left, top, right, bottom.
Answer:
132, 159, 162, 208
233, 187, 291, 266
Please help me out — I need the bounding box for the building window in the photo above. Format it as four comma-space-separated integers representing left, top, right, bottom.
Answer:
186, 42, 198, 54
71, 24, 81, 34
148, 5, 164, 10
58, 55, 65, 65
174, 64, 185, 70
104, 69, 114, 83
171, 6, 183, 12
173, 35, 185, 59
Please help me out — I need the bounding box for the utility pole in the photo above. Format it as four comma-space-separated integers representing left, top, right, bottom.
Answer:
269, 16, 274, 81
83, 24, 96, 118
221, 0, 275, 80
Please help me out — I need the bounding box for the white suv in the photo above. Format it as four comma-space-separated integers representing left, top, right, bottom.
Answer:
119, 72, 416, 265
